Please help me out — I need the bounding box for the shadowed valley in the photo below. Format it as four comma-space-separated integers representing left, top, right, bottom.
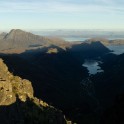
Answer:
0, 29, 124, 123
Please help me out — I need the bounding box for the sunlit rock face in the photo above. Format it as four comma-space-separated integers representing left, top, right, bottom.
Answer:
0, 58, 33, 105
0, 58, 68, 124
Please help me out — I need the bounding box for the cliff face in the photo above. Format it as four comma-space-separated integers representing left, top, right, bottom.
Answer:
0, 58, 68, 124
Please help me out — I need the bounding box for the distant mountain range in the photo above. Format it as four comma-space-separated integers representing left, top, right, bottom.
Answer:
0, 29, 124, 54
85, 38, 124, 46
32, 29, 124, 36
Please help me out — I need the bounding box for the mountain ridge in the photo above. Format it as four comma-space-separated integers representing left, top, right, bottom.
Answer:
85, 38, 124, 46
1, 29, 124, 54
0, 58, 70, 124
0, 29, 70, 53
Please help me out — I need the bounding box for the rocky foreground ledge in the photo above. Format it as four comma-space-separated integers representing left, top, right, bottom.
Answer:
0, 58, 71, 124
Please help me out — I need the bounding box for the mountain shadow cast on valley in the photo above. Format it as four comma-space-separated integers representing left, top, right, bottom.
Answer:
0, 42, 117, 124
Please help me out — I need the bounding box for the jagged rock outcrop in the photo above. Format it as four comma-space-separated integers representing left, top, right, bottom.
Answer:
0, 59, 33, 105
0, 58, 69, 124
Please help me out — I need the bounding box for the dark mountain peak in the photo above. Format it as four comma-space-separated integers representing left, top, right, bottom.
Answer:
72, 41, 110, 51
84, 38, 110, 46
88, 40, 105, 46
69, 41, 111, 59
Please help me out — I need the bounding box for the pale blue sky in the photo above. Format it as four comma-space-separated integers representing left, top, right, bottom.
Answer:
1, 0, 124, 30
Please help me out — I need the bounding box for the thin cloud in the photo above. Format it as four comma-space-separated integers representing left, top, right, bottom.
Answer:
0, 0, 123, 14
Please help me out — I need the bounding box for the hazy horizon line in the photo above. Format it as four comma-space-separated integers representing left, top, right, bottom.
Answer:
1, 28, 124, 32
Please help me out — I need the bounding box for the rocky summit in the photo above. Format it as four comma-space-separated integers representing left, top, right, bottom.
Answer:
0, 58, 69, 124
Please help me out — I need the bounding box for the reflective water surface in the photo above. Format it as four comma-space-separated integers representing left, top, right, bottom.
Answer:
82, 60, 104, 75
